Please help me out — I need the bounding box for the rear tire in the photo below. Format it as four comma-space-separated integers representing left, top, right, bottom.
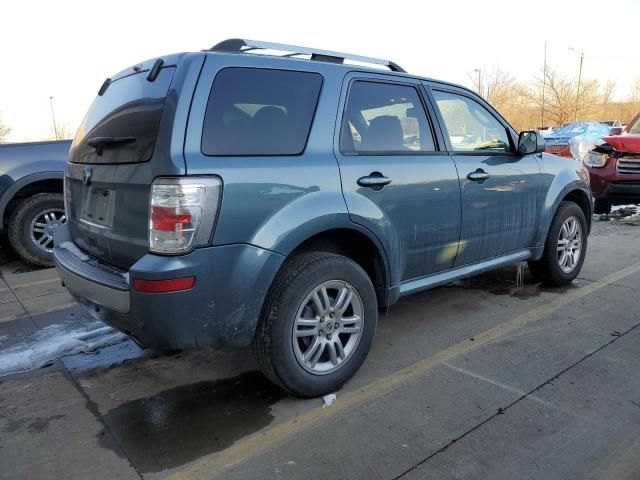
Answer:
593, 198, 611, 215
8, 193, 66, 267
528, 201, 587, 287
253, 252, 378, 397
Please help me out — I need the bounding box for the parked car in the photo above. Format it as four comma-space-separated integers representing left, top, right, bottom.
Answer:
537, 126, 555, 137
585, 112, 640, 214
0, 140, 69, 266
544, 121, 610, 158
601, 120, 622, 128
54, 39, 592, 397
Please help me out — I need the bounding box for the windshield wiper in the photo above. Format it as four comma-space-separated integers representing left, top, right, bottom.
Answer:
87, 136, 136, 155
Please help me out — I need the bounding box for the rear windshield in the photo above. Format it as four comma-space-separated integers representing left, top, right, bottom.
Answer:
70, 67, 175, 164
201, 68, 323, 156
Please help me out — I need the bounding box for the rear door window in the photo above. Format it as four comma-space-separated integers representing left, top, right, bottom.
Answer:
71, 67, 176, 164
201, 68, 323, 156
340, 81, 435, 155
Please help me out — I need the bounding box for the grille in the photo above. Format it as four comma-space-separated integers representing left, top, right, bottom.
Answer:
617, 156, 640, 175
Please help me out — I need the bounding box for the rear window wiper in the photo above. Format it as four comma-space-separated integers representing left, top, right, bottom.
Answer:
87, 136, 136, 155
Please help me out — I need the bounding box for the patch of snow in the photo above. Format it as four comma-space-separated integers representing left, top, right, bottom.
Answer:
0, 321, 126, 377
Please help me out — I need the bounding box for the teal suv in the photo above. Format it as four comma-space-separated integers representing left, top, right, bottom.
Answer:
54, 39, 591, 396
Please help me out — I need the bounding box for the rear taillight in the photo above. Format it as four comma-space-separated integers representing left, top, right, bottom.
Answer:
149, 177, 221, 254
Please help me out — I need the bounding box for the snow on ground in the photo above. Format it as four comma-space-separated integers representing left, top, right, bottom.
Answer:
594, 204, 640, 225
0, 321, 126, 377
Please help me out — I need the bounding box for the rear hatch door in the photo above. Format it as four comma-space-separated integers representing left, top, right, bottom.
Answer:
66, 60, 179, 269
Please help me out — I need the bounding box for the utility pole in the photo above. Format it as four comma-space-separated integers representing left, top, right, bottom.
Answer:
541, 41, 547, 128
473, 68, 482, 97
569, 48, 584, 122
575, 52, 584, 122
49, 96, 59, 140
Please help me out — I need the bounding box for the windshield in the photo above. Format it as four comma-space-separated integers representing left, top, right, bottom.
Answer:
628, 115, 640, 134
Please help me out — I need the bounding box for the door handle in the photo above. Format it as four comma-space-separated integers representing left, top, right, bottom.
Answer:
357, 172, 392, 189
467, 168, 490, 182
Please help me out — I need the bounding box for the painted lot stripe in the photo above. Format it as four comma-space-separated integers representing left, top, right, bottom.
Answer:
11, 277, 61, 290
168, 263, 640, 480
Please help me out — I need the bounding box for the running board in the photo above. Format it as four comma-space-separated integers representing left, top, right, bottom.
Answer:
398, 250, 532, 297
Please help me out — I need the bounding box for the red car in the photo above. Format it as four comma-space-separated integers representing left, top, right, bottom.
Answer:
585, 112, 640, 214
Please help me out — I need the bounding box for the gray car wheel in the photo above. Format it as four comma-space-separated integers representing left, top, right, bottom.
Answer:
253, 252, 378, 397
528, 201, 587, 286
8, 193, 66, 267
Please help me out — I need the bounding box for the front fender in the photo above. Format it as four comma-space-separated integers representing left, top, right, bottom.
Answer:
534, 155, 591, 258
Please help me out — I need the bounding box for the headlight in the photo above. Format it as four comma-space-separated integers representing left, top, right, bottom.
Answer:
583, 152, 608, 168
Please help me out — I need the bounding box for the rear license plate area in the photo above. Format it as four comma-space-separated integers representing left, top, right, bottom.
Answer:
80, 187, 115, 227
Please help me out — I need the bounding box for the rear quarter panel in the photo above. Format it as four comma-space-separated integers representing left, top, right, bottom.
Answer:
184, 54, 354, 255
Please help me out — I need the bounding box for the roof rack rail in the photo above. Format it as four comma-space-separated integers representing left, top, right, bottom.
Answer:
208, 38, 406, 73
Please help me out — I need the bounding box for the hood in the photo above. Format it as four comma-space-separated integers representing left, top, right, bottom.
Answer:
603, 135, 640, 154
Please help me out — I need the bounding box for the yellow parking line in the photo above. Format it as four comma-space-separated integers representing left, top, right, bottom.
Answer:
11, 277, 61, 290
589, 435, 640, 479
168, 262, 640, 480
0, 313, 25, 324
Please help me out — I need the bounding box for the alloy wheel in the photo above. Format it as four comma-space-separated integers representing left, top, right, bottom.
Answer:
29, 208, 66, 253
557, 216, 582, 274
292, 280, 364, 375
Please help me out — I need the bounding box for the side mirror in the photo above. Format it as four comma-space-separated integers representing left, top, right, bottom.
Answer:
609, 127, 623, 136
517, 130, 545, 155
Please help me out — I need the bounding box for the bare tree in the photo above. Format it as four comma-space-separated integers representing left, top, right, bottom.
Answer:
600, 80, 616, 119
48, 121, 74, 140
483, 66, 518, 111
55, 122, 74, 140
0, 112, 11, 143
531, 68, 573, 126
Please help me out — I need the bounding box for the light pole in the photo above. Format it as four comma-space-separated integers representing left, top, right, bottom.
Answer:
473, 69, 482, 97
568, 48, 584, 122
49, 96, 59, 140
541, 41, 547, 128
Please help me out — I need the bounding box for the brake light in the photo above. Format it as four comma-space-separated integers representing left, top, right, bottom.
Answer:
133, 277, 195, 293
149, 177, 222, 254
151, 206, 192, 231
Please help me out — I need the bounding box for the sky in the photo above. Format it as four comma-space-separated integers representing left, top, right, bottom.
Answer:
1, 0, 639, 142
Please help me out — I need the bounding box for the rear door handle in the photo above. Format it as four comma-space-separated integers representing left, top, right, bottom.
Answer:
357, 172, 392, 189
467, 169, 490, 182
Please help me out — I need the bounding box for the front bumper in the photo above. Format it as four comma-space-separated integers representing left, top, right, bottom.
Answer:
53, 226, 285, 350
587, 159, 640, 202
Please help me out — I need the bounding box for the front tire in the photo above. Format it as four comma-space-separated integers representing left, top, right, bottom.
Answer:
528, 201, 587, 286
593, 197, 611, 215
253, 252, 378, 397
7, 193, 66, 267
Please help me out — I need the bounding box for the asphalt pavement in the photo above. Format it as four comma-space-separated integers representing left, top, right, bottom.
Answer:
1, 217, 639, 480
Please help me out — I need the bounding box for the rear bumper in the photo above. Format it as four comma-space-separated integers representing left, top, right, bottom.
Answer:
54, 245, 130, 313
54, 226, 285, 350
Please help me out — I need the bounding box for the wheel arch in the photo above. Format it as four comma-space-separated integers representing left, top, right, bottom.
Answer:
561, 189, 592, 233
277, 226, 392, 308
1, 173, 64, 229
533, 179, 592, 261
